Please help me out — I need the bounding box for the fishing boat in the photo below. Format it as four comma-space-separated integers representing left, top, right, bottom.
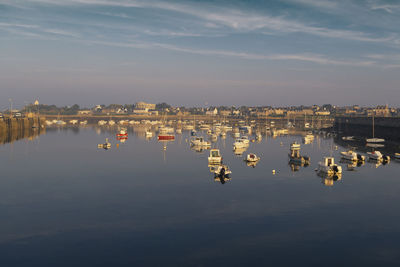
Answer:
208, 149, 222, 163
316, 157, 342, 175
340, 150, 365, 162
190, 136, 211, 147
288, 142, 310, 165
245, 153, 260, 162
176, 128, 182, 134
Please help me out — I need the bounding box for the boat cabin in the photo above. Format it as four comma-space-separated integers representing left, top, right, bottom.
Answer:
210, 149, 221, 158
324, 157, 335, 166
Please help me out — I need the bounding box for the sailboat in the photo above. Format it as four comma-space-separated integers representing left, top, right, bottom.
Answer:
366, 114, 385, 143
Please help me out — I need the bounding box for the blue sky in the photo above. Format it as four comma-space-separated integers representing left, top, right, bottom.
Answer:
1, 0, 400, 108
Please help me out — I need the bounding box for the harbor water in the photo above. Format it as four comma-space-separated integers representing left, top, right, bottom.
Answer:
1, 126, 400, 266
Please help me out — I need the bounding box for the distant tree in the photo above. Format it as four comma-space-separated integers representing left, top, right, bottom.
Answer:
156, 102, 171, 110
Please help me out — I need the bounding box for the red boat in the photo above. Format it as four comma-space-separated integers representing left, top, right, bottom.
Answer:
117, 129, 128, 137
158, 134, 175, 141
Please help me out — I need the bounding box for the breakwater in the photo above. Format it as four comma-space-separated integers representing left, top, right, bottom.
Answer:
0, 117, 46, 145
335, 116, 400, 142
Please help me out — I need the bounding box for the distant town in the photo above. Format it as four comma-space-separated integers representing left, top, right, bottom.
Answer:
2, 101, 399, 119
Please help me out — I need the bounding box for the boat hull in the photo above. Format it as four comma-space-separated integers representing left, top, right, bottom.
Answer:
158, 135, 175, 140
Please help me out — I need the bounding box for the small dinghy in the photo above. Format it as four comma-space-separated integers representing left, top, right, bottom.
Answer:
190, 136, 211, 147
245, 153, 260, 162
98, 138, 111, 150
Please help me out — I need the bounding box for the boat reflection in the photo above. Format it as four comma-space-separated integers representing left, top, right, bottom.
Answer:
317, 172, 342, 186
340, 158, 364, 171
233, 146, 247, 156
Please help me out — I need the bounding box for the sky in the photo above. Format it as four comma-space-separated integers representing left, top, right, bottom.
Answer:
1, 0, 400, 108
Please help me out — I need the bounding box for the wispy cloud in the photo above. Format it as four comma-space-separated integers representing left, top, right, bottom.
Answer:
370, 4, 400, 13
284, 0, 337, 9
84, 39, 375, 67
17, 0, 398, 45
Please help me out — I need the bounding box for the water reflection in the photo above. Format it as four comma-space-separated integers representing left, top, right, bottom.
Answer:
0, 126, 45, 145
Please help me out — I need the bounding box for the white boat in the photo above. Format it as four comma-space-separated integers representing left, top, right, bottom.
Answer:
366, 114, 384, 143
190, 136, 211, 147
145, 130, 153, 137
233, 139, 249, 149
69, 119, 78, 125
340, 150, 365, 162
176, 128, 182, 134
238, 136, 250, 144
214, 164, 232, 177
98, 138, 111, 149
108, 120, 115, 126
342, 136, 355, 141
366, 138, 385, 143
98, 120, 107, 126
208, 149, 222, 163
290, 142, 301, 150
245, 153, 260, 162
80, 120, 87, 125
220, 132, 226, 138
255, 133, 262, 140
317, 157, 342, 175
367, 151, 390, 161
303, 134, 314, 144
394, 153, 400, 159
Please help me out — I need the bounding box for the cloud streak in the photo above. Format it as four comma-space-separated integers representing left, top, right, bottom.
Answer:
14, 0, 399, 45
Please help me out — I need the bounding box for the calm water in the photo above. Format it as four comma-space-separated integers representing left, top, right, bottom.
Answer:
1, 126, 400, 266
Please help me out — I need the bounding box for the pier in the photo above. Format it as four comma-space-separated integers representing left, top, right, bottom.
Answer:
0, 117, 45, 145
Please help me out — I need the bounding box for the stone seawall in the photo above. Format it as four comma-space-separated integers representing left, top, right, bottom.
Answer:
0, 117, 46, 145
334, 116, 400, 142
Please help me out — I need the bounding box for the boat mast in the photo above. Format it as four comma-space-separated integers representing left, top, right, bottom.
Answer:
372, 113, 375, 138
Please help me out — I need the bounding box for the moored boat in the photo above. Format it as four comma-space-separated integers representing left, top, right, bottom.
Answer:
208, 149, 222, 163
245, 153, 260, 162
340, 150, 365, 162
316, 157, 342, 175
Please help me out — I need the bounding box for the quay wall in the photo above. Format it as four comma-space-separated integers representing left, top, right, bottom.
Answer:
334, 116, 400, 142
0, 117, 45, 145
